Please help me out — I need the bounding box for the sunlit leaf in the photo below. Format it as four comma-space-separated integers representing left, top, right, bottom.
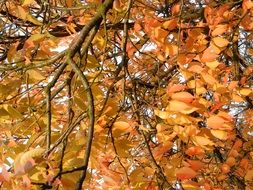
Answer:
171, 92, 194, 103
210, 129, 228, 140
162, 19, 177, 30
185, 147, 204, 157
14, 148, 44, 175
212, 24, 228, 36
22, 0, 35, 6
176, 167, 197, 180
113, 121, 131, 132
212, 37, 229, 48
191, 136, 214, 148
167, 100, 198, 114
201, 46, 219, 62
206, 60, 220, 70
240, 88, 252, 96
167, 84, 188, 93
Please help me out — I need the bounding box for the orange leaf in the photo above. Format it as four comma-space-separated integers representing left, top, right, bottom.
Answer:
212, 24, 228, 36
113, 121, 131, 132
172, 4, 181, 15
176, 167, 197, 180
185, 146, 204, 157
247, 48, 253, 56
187, 160, 204, 171
212, 37, 229, 48
245, 170, 253, 180
162, 19, 177, 30
206, 60, 221, 70
154, 27, 168, 43
207, 115, 227, 130
167, 84, 188, 93
165, 44, 178, 56
211, 129, 228, 140
201, 72, 217, 85
188, 63, 203, 73
201, 46, 219, 62
171, 92, 194, 103
167, 100, 198, 114
192, 136, 214, 147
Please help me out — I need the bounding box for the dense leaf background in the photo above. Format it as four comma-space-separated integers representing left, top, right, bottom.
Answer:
0, 0, 253, 189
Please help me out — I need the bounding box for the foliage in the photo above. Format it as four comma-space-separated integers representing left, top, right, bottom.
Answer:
0, 0, 253, 189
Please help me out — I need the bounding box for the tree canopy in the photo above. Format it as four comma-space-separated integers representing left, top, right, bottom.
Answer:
0, 0, 253, 189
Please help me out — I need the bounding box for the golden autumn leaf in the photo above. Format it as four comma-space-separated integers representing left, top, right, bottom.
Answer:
113, 121, 131, 132
182, 181, 200, 190
167, 100, 198, 114
167, 84, 188, 93
245, 170, 253, 180
22, 0, 35, 6
154, 109, 171, 119
17, 6, 27, 20
185, 146, 204, 157
14, 148, 45, 175
3, 105, 22, 119
201, 46, 219, 62
187, 160, 204, 171
212, 37, 229, 48
201, 72, 217, 85
211, 129, 228, 140
191, 136, 214, 148
206, 60, 221, 70
162, 19, 177, 30
176, 167, 197, 180
206, 115, 232, 130
165, 44, 178, 56
171, 92, 195, 103
27, 69, 45, 81
240, 88, 252, 96
211, 24, 228, 36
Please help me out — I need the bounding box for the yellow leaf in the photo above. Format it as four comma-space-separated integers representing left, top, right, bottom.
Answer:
27, 14, 43, 26
27, 69, 45, 81
211, 24, 228, 36
86, 55, 99, 69
4, 105, 22, 119
182, 181, 200, 190
213, 37, 229, 47
28, 34, 47, 42
240, 88, 252, 96
211, 129, 228, 140
232, 93, 244, 102
22, 0, 35, 6
14, 148, 44, 175
201, 72, 216, 85
167, 100, 198, 114
74, 96, 87, 111
206, 60, 220, 70
154, 109, 170, 119
17, 6, 27, 20
191, 136, 214, 148
245, 170, 253, 180
113, 121, 131, 132
201, 46, 219, 62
